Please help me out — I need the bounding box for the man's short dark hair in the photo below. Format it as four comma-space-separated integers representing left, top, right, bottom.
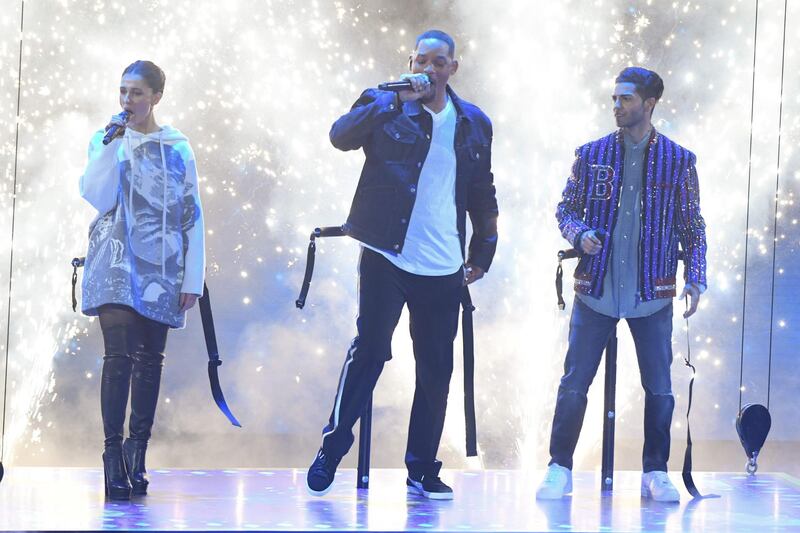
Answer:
615, 67, 664, 102
415, 29, 455, 58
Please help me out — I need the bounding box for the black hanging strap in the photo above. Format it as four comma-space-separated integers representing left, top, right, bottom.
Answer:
461, 286, 477, 457
296, 226, 346, 309
681, 298, 719, 499
555, 249, 578, 310
199, 283, 242, 428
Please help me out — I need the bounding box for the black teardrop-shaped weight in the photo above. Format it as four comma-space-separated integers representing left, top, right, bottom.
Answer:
736, 403, 771, 460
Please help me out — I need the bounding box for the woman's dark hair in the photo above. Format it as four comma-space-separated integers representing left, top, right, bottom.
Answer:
122, 60, 166, 94
615, 67, 663, 102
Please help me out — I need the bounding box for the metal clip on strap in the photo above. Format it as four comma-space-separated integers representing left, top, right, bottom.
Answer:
556, 249, 578, 310
71, 257, 85, 312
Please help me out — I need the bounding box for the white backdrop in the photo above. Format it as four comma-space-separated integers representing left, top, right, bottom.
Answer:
0, 0, 797, 473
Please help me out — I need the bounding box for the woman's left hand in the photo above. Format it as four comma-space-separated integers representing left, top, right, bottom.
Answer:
180, 293, 199, 312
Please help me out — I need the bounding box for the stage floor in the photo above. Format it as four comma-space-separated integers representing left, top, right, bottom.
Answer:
1, 468, 799, 532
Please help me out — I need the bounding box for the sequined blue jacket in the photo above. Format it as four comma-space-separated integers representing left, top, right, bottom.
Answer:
556, 129, 707, 301
330, 86, 499, 272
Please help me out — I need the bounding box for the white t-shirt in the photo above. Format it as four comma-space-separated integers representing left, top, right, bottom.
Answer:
366, 97, 463, 276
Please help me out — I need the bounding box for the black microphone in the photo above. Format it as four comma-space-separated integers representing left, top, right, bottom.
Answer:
378, 74, 431, 92
102, 110, 131, 145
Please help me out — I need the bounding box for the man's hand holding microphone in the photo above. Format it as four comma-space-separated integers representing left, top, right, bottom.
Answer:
377, 73, 433, 103
396, 73, 433, 102
580, 229, 605, 255
579, 228, 701, 317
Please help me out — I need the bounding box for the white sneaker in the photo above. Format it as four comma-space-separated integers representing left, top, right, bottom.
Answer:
536, 463, 572, 499
641, 471, 680, 502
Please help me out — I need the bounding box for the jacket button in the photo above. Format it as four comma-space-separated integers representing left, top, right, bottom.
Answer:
401, 218, 407, 224
426, 134, 431, 140
474, 152, 480, 159
395, 132, 401, 139
393, 244, 400, 250
409, 186, 416, 194
389, 104, 395, 110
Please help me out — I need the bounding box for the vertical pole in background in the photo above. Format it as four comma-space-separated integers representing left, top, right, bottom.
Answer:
601, 329, 618, 493
0, 0, 25, 483
356, 394, 372, 489
765, 0, 790, 415
738, 0, 760, 420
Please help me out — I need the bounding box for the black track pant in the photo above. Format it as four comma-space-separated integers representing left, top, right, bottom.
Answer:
320, 248, 463, 476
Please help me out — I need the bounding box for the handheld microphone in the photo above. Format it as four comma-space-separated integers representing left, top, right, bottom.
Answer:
102, 110, 131, 145
378, 74, 431, 92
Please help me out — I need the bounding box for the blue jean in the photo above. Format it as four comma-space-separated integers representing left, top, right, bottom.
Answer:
548, 297, 675, 472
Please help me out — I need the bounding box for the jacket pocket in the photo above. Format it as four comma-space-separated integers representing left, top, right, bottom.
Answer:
376, 122, 420, 166
458, 142, 491, 179
468, 142, 490, 162
382, 122, 417, 144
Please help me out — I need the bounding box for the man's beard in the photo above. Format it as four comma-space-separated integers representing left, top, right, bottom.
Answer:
616, 109, 644, 128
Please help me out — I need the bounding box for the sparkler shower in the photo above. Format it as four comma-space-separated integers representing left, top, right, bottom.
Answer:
0, 0, 797, 481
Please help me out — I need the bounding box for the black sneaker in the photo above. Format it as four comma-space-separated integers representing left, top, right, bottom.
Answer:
306, 448, 341, 496
406, 462, 454, 500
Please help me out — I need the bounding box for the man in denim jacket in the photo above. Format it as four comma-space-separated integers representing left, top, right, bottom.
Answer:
537, 67, 707, 502
306, 29, 499, 500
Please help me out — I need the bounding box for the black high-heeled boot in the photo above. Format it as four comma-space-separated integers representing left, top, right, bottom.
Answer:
103, 445, 131, 500
101, 353, 133, 500
125, 350, 164, 495
122, 438, 149, 495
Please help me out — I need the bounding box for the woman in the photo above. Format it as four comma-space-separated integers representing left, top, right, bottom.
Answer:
79, 60, 205, 500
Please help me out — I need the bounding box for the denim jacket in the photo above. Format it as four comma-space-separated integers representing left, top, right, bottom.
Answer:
556, 129, 707, 301
330, 86, 499, 272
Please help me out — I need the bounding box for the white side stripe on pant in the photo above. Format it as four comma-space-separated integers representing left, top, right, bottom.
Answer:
321, 247, 364, 448
321, 340, 357, 446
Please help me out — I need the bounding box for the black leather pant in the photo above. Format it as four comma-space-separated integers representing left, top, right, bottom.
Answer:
98, 304, 168, 448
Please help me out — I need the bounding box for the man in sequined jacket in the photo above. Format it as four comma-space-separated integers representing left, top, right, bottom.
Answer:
537, 67, 707, 503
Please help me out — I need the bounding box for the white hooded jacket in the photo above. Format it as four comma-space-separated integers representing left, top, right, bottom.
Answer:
79, 125, 205, 328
